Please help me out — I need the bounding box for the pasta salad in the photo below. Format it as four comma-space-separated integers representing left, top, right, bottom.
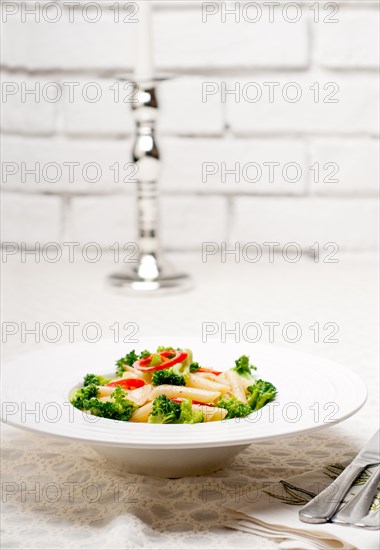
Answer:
70, 346, 277, 424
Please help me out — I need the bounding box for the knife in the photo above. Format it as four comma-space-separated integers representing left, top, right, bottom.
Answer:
299, 430, 380, 524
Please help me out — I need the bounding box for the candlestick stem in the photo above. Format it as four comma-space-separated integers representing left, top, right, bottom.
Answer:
109, 82, 192, 293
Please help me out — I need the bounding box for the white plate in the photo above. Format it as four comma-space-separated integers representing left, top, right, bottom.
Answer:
1, 339, 367, 477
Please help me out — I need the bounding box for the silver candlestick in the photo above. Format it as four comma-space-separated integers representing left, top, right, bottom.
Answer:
109, 80, 192, 293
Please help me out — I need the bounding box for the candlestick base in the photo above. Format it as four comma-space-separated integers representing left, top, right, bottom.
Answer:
108, 253, 192, 294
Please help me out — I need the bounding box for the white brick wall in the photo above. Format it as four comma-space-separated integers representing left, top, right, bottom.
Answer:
1, 1, 379, 253
154, 6, 309, 69
2, 3, 309, 71
1, 7, 135, 71
310, 138, 379, 196
61, 78, 135, 137
158, 77, 224, 136
162, 195, 228, 250
1, 193, 62, 242
225, 73, 379, 135
2, 136, 134, 193
0, 73, 58, 135
231, 197, 379, 251
67, 195, 136, 246
315, 9, 380, 69
160, 137, 307, 194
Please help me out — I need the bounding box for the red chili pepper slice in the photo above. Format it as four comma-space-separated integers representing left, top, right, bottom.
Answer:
106, 378, 145, 390
134, 350, 188, 372
198, 367, 222, 375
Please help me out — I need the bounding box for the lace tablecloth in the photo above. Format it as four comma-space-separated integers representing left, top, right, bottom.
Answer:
2, 254, 379, 549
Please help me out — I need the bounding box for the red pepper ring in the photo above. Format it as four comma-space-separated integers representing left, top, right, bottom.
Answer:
106, 378, 145, 390
134, 350, 188, 372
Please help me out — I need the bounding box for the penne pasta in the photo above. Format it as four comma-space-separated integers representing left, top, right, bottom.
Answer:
121, 366, 139, 375
214, 373, 230, 387
241, 377, 255, 392
187, 373, 230, 393
149, 385, 221, 403
98, 385, 115, 397
130, 401, 153, 422
225, 370, 247, 403
122, 370, 145, 380
198, 371, 228, 384
127, 384, 152, 406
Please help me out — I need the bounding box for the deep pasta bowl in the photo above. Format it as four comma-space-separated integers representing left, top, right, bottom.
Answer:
1, 339, 367, 477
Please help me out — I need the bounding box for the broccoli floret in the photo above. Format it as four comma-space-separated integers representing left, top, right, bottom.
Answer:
189, 362, 201, 373
140, 349, 151, 358
148, 395, 181, 424
151, 369, 186, 387
104, 385, 137, 420
83, 373, 111, 386
152, 360, 192, 387
115, 350, 139, 376
247, 379, 277, 411
73, 385, 137, 421
148, 396, 204, 424
177, 399, 204, 424
70, 384, 99, 410
217, 396, 252, 419
232, 355, 257, 379
82, 398, 137, 421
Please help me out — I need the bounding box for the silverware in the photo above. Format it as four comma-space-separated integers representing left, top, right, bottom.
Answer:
354, 508, 380, 530
332, 464, 380, 525
299, 430, 380, 524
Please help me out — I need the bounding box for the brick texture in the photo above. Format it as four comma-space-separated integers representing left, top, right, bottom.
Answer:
67, 195, 136, 247
1, 136, 135, 194
225, 73, 379, 135
1, 73, 58, 135
155, 6, 309, 69
310, 139, 379, 196
231, 197, 379, 251
160, 137, 307, 194
1, 192, 62, 243
1, 2, 379, 252
162, 195, 228, 250
315, 9, 380, 69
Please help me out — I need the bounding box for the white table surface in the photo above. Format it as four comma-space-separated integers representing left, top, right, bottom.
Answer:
1, 252, 379, 549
